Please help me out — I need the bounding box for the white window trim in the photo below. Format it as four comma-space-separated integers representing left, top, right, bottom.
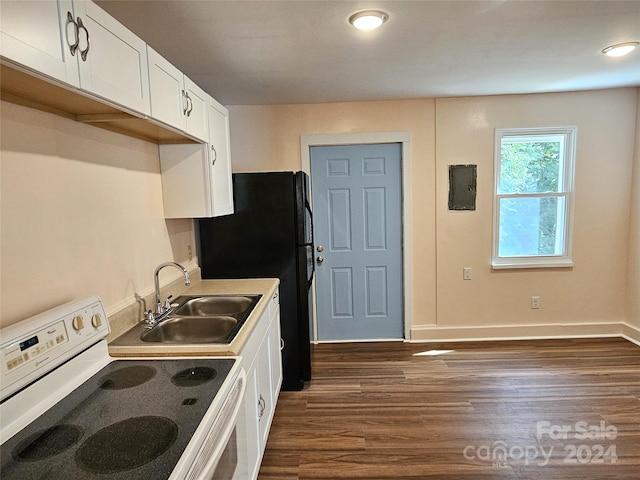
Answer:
492, 126, 577, 269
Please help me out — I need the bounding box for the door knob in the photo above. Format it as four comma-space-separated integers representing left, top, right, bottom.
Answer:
317, 256, 324, 264
317, 245, 324, 252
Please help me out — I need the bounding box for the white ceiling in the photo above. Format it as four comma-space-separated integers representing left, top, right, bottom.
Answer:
96, 0, 640, 105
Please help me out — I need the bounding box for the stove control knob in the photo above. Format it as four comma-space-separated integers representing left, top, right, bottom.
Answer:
72, 315, 85, 330
91, 313, 103, 328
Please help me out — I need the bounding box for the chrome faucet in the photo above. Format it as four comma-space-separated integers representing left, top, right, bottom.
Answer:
146, 262, 191, 326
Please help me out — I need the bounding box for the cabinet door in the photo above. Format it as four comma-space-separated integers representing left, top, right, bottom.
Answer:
74, 0, 150, 115
243, 364, 261, 480
0, 0, 80, 87
256, 332, 274, 448
208, 98, 234, 216
184, 77, 209, 141
147, 46, 186, 131
159, 144, 212, 218
268, 307, 283, 398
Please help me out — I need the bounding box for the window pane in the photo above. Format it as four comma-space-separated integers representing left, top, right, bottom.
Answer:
498, 196, 566, 257
499, 137, 562, 194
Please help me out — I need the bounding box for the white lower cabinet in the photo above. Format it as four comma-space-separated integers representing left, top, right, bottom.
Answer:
240, 288, 282, 480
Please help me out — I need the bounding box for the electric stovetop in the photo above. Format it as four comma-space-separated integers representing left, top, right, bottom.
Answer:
0, 357, 235, 480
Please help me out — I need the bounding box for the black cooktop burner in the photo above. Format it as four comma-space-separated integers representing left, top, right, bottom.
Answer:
171, 366, 217, 387
99, 365, 157, 390
76, 416, 178, 474
1, 358, 236, 480
13, 424, 83, 462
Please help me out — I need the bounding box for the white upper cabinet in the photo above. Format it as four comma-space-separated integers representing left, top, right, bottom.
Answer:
148, 46, 208, 142
0, 0, 80, 87
73, 1, 149, 115
208, 97, 235, 216
1, 0, 150, 116
159, 144, 213, 218
147, 47, 186, 129
184, 77, 209, 141
158, 97, 234, 219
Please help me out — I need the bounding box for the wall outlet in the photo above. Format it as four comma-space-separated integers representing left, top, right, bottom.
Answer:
187, 245, 193, 262
531, 296, 541, 309
463, 267, 472, 280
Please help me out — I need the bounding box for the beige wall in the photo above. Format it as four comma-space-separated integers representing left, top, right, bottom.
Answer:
0, 101, 196, 326
628, 94, 640, 329
434, 90, 636, 339
229, 89, 638, 341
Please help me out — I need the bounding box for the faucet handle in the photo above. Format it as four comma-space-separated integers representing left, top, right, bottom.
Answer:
144, 310, 156, 326
164, 295, 173, 311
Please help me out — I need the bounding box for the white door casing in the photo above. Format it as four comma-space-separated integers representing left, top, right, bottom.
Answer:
301, 132, 411, 343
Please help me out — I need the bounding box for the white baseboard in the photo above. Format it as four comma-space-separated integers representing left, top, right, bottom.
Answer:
621, 323, 640, 346
410, 322, 640, 345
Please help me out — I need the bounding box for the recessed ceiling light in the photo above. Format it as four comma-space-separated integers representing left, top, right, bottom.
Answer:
601, 42, 639, 57
349, 10, 389, 31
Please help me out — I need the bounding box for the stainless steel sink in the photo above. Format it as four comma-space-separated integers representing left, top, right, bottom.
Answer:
110, 294, 262, 347
174, 295, 256, 316
141, 316, 237, 343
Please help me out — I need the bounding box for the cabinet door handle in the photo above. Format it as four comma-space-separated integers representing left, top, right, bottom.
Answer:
181, 90, 188, 115
211, 145, 217, 165
280, 338, 285, 351
258, 394, 266, 419
66, 12, 80, 56
77, 17, 90, 61
186, 94, 193, 117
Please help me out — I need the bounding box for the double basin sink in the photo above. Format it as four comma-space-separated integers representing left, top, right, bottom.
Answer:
114, 294, 261, 345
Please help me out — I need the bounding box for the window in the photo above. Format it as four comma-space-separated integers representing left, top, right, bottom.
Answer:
493, 127, 576, 268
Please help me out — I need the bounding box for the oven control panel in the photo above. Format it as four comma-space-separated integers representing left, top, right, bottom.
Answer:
0, 296, 110, 400
2, 320, 69, 372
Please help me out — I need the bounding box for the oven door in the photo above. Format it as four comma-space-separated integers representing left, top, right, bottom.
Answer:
175, 369, 247, 480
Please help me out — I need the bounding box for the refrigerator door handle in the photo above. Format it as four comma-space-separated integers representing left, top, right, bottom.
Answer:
305, 200, 314, 245
306, 244, 315, 289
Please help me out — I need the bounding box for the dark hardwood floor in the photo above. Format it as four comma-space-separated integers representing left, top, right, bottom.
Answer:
258, 338, 640, 479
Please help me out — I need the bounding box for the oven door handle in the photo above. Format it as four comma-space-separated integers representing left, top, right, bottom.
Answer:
183, 369, 247, 480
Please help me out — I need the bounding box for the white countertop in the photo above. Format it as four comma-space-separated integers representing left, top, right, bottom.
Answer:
108, 278, 279, 357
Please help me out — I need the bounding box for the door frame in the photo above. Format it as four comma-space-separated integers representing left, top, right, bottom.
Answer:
301, 132, 412, 343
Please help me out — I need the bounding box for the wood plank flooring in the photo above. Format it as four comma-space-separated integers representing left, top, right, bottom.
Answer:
258, 338, 640, 479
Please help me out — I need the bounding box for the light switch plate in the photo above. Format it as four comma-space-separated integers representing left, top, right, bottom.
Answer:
463, 267, 472, 280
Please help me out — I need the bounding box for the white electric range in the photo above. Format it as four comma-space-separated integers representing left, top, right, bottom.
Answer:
0, 296, 246, 480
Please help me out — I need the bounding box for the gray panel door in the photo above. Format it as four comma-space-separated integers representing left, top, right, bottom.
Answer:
310, 143, 403, 341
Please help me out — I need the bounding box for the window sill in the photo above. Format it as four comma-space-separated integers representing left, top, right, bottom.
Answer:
491, 259, 574, 270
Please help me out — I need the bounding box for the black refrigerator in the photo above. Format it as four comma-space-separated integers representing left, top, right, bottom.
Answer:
196, 171, 313, 391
